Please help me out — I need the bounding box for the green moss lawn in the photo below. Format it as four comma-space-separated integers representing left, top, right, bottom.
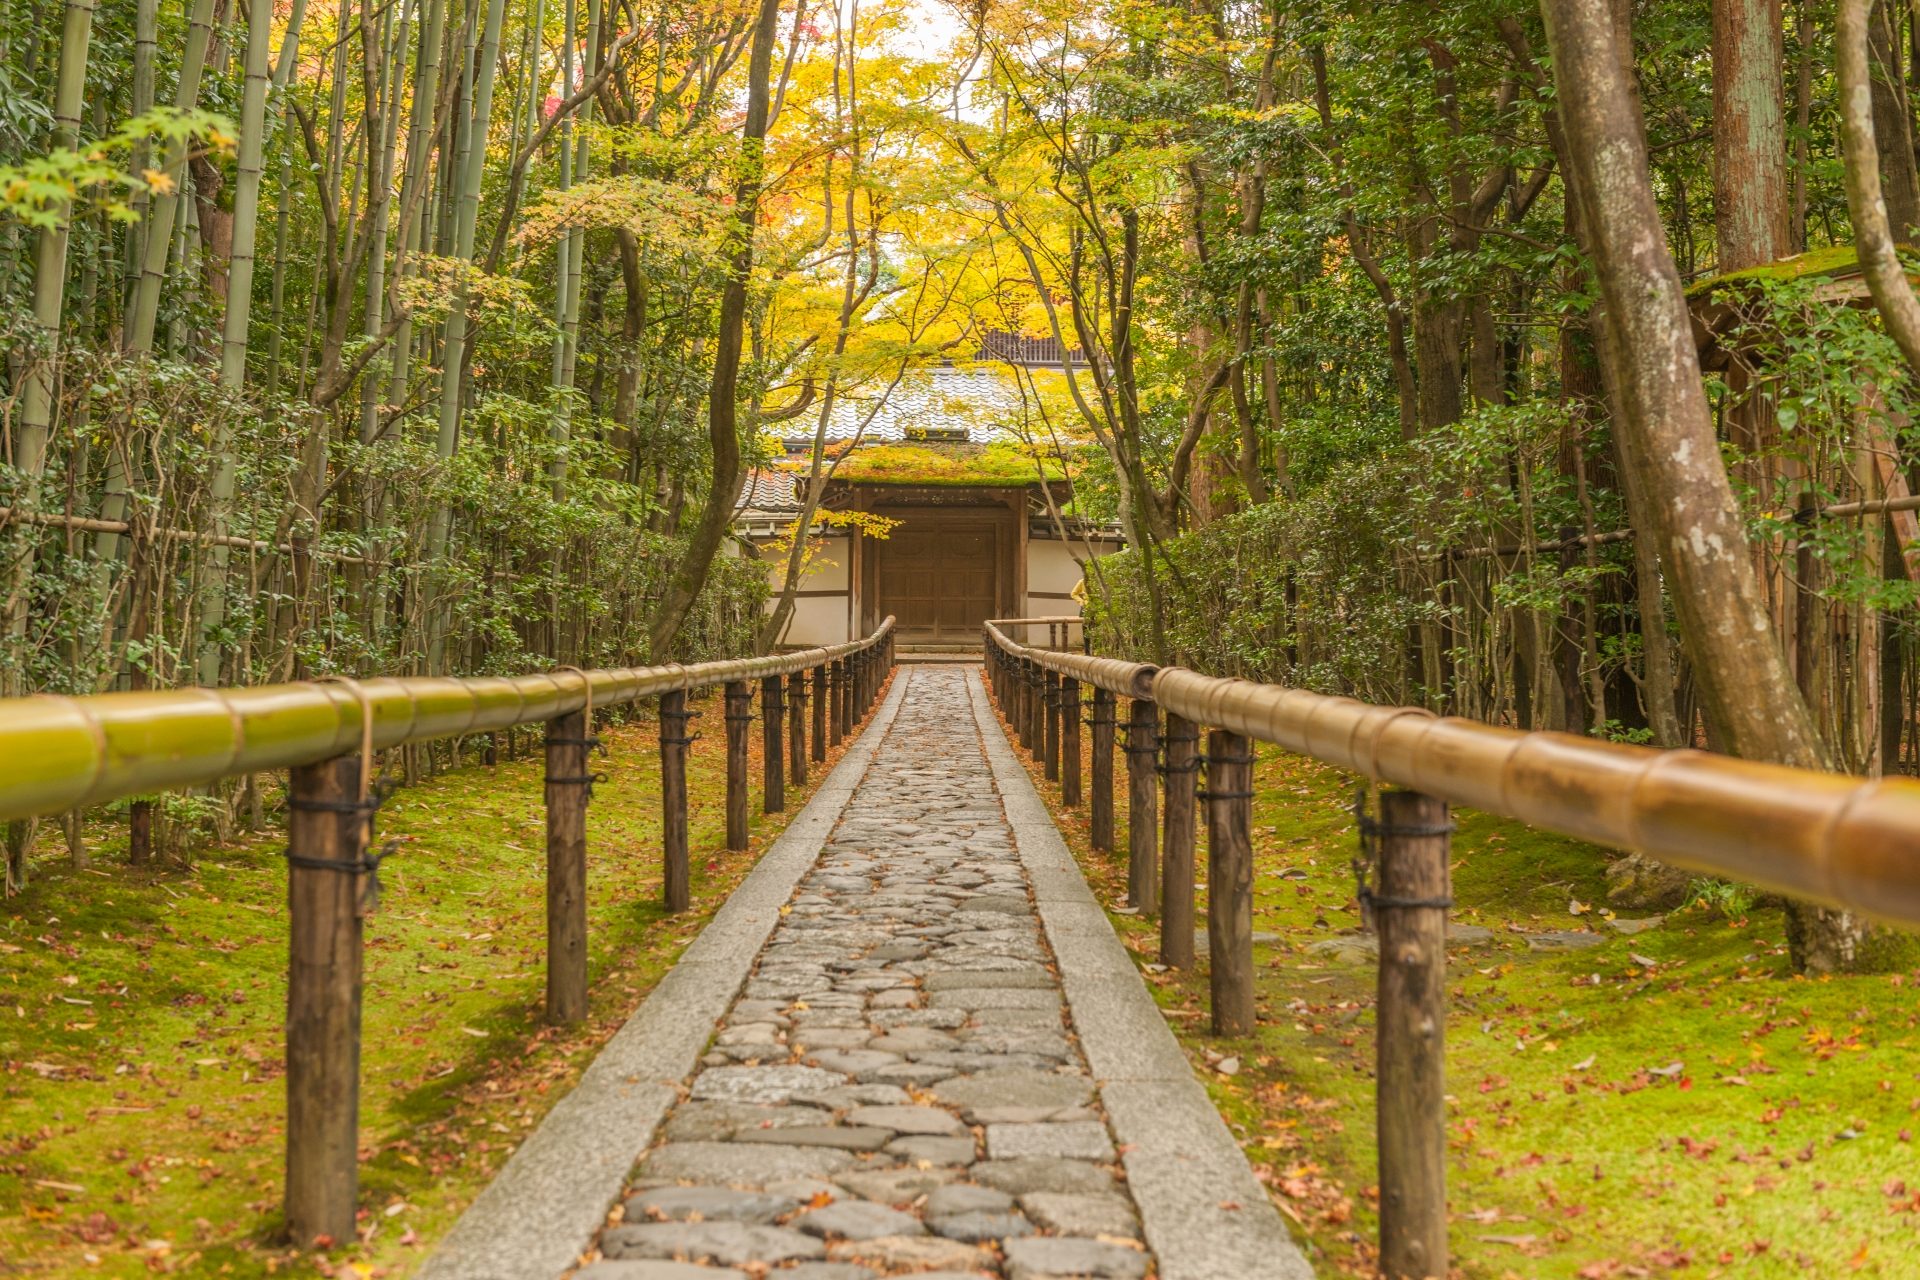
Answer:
0, 687, 865, 1278
1001, 690, 1920, 1280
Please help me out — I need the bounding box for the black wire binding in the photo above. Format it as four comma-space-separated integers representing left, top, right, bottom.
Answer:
660, 704, 703, 747
545, 770, 609, 799
1351, 787, 1455, 927
286, 779, 402, 912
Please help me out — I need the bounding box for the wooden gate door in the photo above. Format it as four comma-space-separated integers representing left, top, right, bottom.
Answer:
875, 519, 998, 642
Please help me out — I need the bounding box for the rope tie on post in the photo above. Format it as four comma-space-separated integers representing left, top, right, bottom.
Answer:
296, 677, 402, 916
1351, 787, 1456, 929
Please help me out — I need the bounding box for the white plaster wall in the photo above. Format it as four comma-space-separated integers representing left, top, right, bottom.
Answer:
1023, 537, 1122, 616
762, 534, 852, 646
777, 595, 851, 646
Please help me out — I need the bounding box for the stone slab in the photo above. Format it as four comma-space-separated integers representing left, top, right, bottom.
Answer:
415, 675, 910, 1280
964, 668, 1313, 1280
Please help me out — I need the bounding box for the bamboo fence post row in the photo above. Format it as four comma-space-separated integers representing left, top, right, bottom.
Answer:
0, 619, 895, 1250
981, 611, 1920, 1280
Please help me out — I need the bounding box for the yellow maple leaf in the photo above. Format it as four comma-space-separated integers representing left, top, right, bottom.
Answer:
141, 167, 174, 195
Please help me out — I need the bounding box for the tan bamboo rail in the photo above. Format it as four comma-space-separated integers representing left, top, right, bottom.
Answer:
0, 622, 895, 823
984, 620, 1920, 927
984, 613, 1920, 1280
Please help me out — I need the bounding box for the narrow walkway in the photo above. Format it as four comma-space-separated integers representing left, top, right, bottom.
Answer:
422, 665, 1303, 1280
585, 667, 1148, 1278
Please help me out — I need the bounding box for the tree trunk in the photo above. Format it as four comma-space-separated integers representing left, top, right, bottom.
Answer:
648, 0, 784, 660
1712, 0, 1791, 272
5, 0, 98, 680
424, 0, 509, 672
1869, 0, 1920, 239
1541, 0, 1873, 973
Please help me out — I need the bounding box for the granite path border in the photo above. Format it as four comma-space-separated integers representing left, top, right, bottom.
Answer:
963, 667, 1316, 1280
417, 673, 911, 1280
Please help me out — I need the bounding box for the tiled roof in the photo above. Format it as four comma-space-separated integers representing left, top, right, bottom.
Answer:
738, 363, 1078, 520
791, 365, 1032, 445
738, 469, 804, 515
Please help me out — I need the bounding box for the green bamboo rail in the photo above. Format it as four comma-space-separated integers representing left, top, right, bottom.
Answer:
0, 622, 895, 822
983, 615, 1920, 1280
0, 618, 896, 1247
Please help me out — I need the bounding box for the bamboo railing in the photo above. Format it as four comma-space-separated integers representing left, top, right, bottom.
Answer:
2, 624, 894, 821
0, 619, 896, 1246
985, 618, 1920, 926
982, 615, 1920, 1280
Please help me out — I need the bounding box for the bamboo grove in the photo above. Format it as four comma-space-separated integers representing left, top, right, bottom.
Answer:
9, 0, 1920, 969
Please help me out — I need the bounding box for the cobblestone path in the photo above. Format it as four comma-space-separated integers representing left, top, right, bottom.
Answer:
581, 666, 1151, 1280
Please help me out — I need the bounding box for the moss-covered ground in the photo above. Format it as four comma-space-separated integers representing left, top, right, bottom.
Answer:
0, 686, 869, 1278
998, 693, 1920, 1280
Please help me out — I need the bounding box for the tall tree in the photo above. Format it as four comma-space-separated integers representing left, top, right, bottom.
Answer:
1541, 0, 1872, 973
648, 0, 785, 659
1712, 0, 1790, 271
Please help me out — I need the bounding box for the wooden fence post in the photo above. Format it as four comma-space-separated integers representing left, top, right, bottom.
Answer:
762, 673, 785, 813
1160, 712, 1200, 969
544, 709, 591, 1025
1022, 662, 1041, 753
830, 660, 847, 745
1008, 658, 1024, 741
787, 670, 808, 787
1125, 698, 1160, 915
722, 681, 751, 851
1043, 668, 1062, 782
1204, 729, 1256, 1034
1089, 687, 1115, 850
285, 754, 366, 1247
1060, 675, 1082, 806
1374, 789, 1452, 1280
812, 663, 828, 762
659, 690, 694, 912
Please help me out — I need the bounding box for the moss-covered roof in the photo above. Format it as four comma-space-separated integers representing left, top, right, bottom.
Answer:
811, 441, 1066, 487
1685, 243, 1865, 299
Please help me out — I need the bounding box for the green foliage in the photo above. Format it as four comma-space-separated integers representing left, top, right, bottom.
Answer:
0, 108, 230, 228
1686, 877, 1755, 922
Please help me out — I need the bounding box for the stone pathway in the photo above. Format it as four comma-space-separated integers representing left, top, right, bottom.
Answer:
579, 667, 1151, 1280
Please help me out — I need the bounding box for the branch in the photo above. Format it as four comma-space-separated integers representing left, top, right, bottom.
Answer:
1838, 0, 1920, 374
